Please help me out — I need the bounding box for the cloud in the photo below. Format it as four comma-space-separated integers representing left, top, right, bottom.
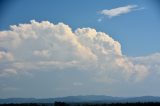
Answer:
73, 82, 83, 86
33, 50, 50, 57
0, 51, 14, 61
99, 5, 142, 18
0, 68, 17, 77
0, 84, 19, 92
97, 17, 103, 22
0, 20, 153, 82
131, 53, 160, 76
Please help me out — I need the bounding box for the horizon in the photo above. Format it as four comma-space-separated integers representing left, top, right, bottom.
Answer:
1, 0, 160, 98
1, 95, 160, 99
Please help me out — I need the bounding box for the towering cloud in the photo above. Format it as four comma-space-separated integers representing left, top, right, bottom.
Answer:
0, 20, 154, 82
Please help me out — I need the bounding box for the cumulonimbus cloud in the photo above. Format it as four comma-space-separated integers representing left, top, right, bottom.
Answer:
0, 20, 158, 82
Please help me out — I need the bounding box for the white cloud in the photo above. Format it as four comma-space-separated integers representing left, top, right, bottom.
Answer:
131, 53, 160, 76
0, 51, 14, 61
0, 20, 154, 83
0, 68, 17, 77
33, 50, 50, 57
73, 82, 83, 86
99, 5, 141, 18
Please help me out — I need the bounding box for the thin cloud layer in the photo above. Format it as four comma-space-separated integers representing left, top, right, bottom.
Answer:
99, 5, 141, 18
0, 20, 156, 82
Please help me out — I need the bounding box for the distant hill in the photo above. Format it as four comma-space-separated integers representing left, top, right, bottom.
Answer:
1, 95, 160, 104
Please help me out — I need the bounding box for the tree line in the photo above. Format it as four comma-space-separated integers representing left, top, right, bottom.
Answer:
1, 102, 160, 106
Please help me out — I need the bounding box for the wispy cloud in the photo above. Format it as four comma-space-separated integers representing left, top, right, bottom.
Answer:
99, 5, 143, 19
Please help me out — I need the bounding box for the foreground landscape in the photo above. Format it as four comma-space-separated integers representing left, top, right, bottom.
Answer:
1, 102, 160, 106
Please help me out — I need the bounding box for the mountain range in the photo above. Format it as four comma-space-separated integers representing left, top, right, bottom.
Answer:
1, 95, 160, 104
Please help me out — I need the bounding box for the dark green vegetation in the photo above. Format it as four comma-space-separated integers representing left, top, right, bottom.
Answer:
1, 102, 160, 106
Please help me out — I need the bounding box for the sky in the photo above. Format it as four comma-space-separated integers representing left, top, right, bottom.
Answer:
0, 0, 160, 98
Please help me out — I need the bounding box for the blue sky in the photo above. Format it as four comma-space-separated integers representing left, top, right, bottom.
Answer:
0, 0, 160, 98
1, 0, 160, 56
